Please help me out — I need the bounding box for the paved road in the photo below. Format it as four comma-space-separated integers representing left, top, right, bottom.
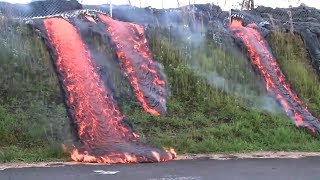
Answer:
1, 158, 320, 180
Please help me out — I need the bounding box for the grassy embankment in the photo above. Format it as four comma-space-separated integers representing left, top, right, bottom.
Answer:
269, 31, 320, 119
0, 21, 319, 163
123, 27, 320, 154
0, 21, 70, 162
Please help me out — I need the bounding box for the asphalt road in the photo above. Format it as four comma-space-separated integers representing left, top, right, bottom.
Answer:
1, 158, 320, 180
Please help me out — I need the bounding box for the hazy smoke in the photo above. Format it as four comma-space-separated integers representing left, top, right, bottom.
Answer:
173, 14, 281, 113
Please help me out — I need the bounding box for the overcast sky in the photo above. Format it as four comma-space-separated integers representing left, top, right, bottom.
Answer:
2, 0, 319, 10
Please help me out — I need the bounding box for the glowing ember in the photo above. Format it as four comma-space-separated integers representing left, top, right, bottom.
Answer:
84, 15, 96, 24
98, 14, 168, 116
230, 18, 320, 134
40, 17, 175, 163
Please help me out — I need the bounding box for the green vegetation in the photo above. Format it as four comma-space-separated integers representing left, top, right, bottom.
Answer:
121, 27, 320, 154
269, 31, 320, 118
0, 21, 70, 163
0, 20, 320, 163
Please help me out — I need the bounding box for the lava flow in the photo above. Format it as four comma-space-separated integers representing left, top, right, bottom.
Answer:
229, 18, 320, 134
98, 14, 168, 116
40, 17, 175, 163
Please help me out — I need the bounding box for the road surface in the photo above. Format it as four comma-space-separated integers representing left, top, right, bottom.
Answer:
1, 158, 320, 180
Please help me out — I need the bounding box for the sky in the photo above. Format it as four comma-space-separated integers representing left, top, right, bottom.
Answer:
2, 0, 319, 10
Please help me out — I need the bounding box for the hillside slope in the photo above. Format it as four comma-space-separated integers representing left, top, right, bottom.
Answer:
0, 2, 320, 163
0, 18, 319, 163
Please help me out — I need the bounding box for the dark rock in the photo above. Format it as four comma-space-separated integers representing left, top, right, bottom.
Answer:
0, 0, 82, 18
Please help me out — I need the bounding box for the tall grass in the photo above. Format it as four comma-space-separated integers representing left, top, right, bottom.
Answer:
120, 27, 320, 154
146, 26, 280, 112
1, 20, 320, 163
268, 31, 320, 118
0, 20, 70, 162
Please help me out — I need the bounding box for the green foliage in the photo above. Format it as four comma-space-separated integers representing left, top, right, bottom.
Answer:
269, 31, 320, 118
124, 101, 320, 154
1, 21, 320, 163
0, 21, 70, 162
146, 26, 279, 112
0, 145, 69, 163
120, 27, 320, 154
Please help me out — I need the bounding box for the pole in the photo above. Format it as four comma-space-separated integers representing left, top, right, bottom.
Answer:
250, 0, 254, 10
229, 9, 231, 23
110, 0, 113, 17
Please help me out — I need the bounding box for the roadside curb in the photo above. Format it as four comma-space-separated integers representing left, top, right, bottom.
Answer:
1, 151, 320, 170
177, 151, 320, 160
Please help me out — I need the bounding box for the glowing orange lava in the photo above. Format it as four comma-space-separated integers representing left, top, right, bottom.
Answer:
98, 14, 168, 116
230, 18, 320, 134
43, 17, 175, 163
84, 15, 96, 24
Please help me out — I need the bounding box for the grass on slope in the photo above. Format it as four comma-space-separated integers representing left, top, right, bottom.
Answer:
1, 21, 320, 163
0, 21, 70, 163
120, 27, 320, 154
269, 31, 320, 118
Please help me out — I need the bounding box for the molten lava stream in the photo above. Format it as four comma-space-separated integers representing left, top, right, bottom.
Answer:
98, 14, 168, 116
43, 17, 175, 163
229, 19, 320, 134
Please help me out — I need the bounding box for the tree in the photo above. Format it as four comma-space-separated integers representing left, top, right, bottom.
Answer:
110, 0, 113, 17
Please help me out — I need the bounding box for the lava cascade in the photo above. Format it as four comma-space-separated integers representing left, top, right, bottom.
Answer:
98, 14, 168, 116
41, 17, 175, 163
230, 19, 320, 134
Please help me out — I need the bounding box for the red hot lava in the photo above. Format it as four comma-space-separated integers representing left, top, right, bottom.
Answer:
229, 18, 320, 134
42, 17, 175, 163
98, 14, 168, 116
